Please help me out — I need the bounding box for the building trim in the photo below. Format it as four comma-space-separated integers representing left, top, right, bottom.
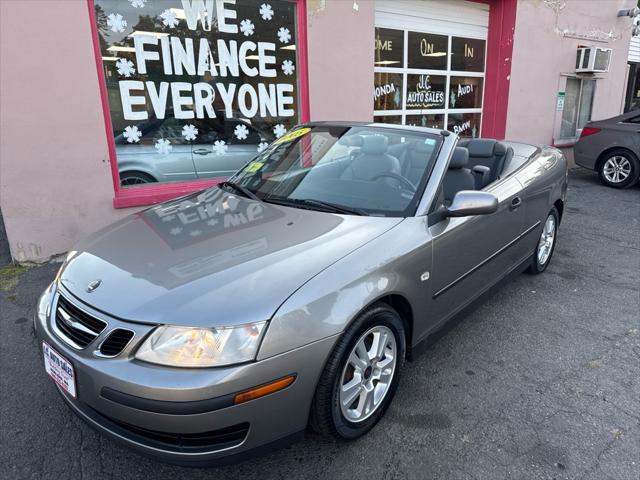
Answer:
480, 0, 517, 140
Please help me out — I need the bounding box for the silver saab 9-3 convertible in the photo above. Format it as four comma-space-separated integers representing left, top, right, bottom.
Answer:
36, 123, 567, 465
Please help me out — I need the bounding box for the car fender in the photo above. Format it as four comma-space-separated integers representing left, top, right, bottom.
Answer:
257, 217, 432, 360
117, 158, 159, 181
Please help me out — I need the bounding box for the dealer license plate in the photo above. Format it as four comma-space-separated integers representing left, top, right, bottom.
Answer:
42, 341, 76, 399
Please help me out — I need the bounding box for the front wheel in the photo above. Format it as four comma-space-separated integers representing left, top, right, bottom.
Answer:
309, 303, 406, 440
527, 207, 558, 274
598, 150, 639, 189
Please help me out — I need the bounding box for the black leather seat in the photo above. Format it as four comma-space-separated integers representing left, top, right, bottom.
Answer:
458, 139, 513, 186
342, 135, 401, 181
443, 147, 475, 203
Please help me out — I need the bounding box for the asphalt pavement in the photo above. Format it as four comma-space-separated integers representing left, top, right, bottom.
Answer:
1, 168, 638, 480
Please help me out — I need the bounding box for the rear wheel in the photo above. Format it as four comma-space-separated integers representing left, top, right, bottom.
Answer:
309, 303, 405, 440
598, 150, 639, 189
528, 207, 558, 274
120, 171, 156, 187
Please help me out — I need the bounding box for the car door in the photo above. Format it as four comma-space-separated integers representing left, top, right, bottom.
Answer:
116, 117, 197, 183
427, 175, 526, 323
616, 114, 640, 153
192, 118, 268, 179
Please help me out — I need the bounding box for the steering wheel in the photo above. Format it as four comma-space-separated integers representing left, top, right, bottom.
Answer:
370, 172, 417, 193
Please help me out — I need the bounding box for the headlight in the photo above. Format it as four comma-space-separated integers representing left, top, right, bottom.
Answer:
135, 322, 267, 368
37, 282, 55, 322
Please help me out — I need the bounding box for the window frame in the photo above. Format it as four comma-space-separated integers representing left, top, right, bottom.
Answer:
373, 27, 487, 137
87, 0, 311, 209
555, 75, 597, 144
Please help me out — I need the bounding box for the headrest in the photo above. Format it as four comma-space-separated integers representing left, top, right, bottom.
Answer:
411, 140, 433, 153
466, 139, 497, 158
361, 135, 388, 154
493, 141, 508, 155
450, 147, 469, 169
339, 135, 363, 147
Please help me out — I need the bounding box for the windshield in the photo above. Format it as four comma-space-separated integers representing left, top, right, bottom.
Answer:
228, 125, 442, 217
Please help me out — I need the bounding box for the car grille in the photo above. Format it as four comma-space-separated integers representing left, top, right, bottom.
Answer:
54, 295, 107, 348
86, 404, 249, 452
99, 329, 134, 357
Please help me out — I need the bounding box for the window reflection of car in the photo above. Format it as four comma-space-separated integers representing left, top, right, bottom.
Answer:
115, 115, 273, 186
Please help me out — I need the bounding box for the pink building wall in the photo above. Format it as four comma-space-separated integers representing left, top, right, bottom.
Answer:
0, 0, 130, 262
505, 0, 635, 146
306, 0, 375, 121
0, 0, 366, 263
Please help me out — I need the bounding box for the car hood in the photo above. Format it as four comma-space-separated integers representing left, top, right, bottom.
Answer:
59, 187, 402, 327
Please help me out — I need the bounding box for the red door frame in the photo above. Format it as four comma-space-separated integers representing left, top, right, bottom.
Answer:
473, 0, 517, 140
87, 0, 310, 209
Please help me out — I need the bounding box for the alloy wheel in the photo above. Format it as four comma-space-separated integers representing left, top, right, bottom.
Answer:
121, 175, 152, 186
602, 156, 631, 184
537, 214, 556, 266
339, 325, 397, 423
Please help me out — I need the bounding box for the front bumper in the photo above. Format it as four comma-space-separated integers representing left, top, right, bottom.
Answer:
35, 287, 337, 466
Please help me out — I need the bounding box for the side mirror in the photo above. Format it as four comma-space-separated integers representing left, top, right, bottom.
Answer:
447, 191, 498, 217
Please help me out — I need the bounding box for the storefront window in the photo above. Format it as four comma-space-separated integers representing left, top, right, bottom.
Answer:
405, 114, 444, 129
373, 115, 402, 124
407, 32, 447, 70
373, 29, 485, 137
559, 77, 595, 139
447, 112, 481, 138
449, 76, 483, 109
375, 28, 404, 67
406, 74, 446, 110
451, 37, 486, 72
93, 0, 301, 188
374, 72, 403, 111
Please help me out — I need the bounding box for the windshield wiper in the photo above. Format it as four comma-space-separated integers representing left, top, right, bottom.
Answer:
218, 181, 261, 201
263, 197, 366, 216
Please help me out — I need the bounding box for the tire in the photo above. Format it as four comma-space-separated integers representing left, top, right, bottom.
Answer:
309, 302, 406, 440
597, 149, 639, 189
527, 206, 559, 274
120, 171, 157, 187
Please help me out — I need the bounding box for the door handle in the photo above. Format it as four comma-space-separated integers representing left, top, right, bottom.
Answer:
510, 196, 522, 210
193, 148, 211, 155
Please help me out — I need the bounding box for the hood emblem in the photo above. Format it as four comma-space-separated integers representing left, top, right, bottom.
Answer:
86, 279, 102, 293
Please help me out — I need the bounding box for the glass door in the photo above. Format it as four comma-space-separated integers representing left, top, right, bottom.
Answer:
560, 77, 595, 140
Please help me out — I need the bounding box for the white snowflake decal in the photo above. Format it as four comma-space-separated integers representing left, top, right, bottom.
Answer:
169, 227, 182, 235
155, 138, 172, 155
234, 124, 249, 140
159, 9, 179, 28
190, 229, 202, 237
115, 58, 135, 77
277, 27, 291, 44
213, 140, 228, 156
281, 60, 295, 75
240, 19, 255, 37
107, 13, 127, 33
259, 3, 274, 21
181, 124, 198, 141
273, 124, 287, 138
122, 125, 142, 143
257, 142, 270, 153
129, 0, 146, 8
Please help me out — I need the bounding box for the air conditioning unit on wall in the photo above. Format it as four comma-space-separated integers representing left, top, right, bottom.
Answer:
576, 46, 612, 73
